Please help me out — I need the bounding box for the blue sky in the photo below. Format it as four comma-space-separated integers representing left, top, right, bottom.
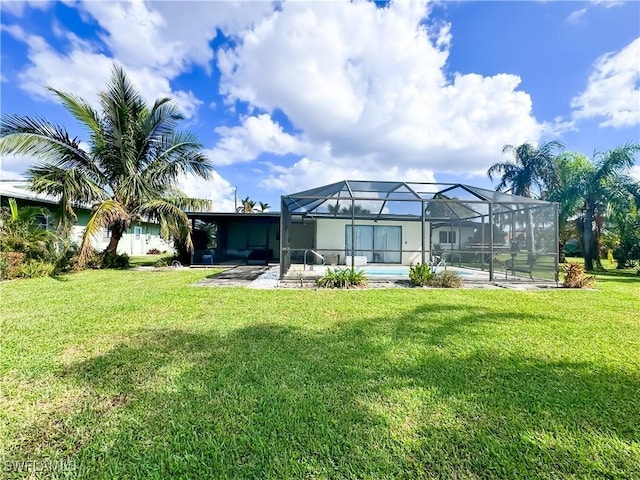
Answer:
1, 0, 639, 211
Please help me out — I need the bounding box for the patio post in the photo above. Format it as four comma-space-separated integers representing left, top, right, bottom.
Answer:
489, 202, 494, 281
351, 198, 355, 270
421, 199, 426, 265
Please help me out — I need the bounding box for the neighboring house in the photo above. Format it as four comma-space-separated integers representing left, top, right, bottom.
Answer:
0, 180, 173, 255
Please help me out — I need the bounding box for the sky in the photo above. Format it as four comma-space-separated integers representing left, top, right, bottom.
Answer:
1, 0, 639, 212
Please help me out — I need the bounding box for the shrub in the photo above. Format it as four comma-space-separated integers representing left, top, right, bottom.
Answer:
427, 271, 463, 288
562, 263, 595, 288
408, 263, 435, 287
102, 253, 130, 269
317, 268, 368, 288
85, 252, 131, 270
147, 248, 161, 255
154, 255, 176, 267
0, 252, 26, 280
17, 259, 56, 278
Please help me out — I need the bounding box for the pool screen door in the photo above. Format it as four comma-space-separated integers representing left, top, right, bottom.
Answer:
345, 225, 401, 263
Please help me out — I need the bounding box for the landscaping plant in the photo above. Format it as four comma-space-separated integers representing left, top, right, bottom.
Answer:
317, 267, 368, 288
562, 262, 596, 288
408, 262, 435, 286
428, 271, 463, 288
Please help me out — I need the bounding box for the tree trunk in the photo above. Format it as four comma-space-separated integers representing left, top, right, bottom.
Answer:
559, 241, 566, 263
104, 223, 125, 260
583, 207, 595, 271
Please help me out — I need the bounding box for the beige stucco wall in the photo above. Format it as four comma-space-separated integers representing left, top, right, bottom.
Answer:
315, 218, 429, 265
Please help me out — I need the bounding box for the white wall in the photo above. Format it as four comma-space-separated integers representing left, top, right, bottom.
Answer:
70, 225, 174, 255
315, 218, 429, 265
432, 226, 476, 249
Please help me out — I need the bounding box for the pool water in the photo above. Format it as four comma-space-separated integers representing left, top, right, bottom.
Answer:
360, 265, 475, 277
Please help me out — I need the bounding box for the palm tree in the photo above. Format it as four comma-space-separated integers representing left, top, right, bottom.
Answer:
0, 65, 213, 264
546, 152, 593, 262
488, 141, 563, 259
236, 196, 256, 213
488, 141, 563, 197
570, 143, 640, 270
258, 201, 270, 213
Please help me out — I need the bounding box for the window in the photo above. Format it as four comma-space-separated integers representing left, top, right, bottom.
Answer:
439, 231, 456, 244
134, 226, 142, 240
103, 228, 112, 239
345, 225, 402, 263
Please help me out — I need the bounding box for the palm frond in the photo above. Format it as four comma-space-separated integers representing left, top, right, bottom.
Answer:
137, 198, 194, 250
0, 115, 97, 170
48, 87, 102, 137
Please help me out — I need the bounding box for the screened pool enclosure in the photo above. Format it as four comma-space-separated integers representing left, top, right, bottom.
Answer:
280, 180, 558, 281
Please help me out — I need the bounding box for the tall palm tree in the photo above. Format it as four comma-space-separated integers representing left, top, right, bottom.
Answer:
488, 141, 564, 259
258, 201, 270, 212
0, 65, 213, 264
570, 143, 640, 270
546, 152, 593, 262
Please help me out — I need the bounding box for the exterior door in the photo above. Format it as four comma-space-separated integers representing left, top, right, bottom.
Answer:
345, 225, 401, 263
133, 226, 144, 255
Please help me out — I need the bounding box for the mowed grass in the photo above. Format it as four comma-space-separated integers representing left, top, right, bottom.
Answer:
1, 268, 639, 479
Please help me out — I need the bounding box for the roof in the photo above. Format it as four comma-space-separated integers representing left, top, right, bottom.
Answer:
282, 180, 554, 220
185, 212, 280, 219
0, 180, 60, 205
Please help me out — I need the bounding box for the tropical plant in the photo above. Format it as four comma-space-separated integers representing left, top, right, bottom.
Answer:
236, 196, 257, 213
563, 144, 640, 270
408, 262, 435, 287
0, 65, 213, 266
546, 152, 593, 262
612, 190, 640, 269
316, 267, 368, 288
561, 263, 595, 288
0, 198, 56, 261
488, 141, 563, 261
0, 198, 66, 279
258, 201, 270, 213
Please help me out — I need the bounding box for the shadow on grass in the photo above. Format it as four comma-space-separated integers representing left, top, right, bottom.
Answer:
32, 304, 640, 478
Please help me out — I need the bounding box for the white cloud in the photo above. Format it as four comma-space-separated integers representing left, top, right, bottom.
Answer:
566, 8, 587, 24
259, 156, 436, 195
204, 114, 309, 166
215, 0, 543, 191
0, 1, 51, 17
591, 0, 624, 8
0, 153, 35, 179
571, 37, 640, 128
5, 0, 275, 118
179, 171, 236, 212
2, 23, 203, 118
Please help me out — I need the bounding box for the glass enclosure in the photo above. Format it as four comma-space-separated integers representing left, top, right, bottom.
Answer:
280, 180, 558, 281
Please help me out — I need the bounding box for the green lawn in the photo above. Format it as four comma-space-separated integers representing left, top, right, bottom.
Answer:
1, 268, 639, 479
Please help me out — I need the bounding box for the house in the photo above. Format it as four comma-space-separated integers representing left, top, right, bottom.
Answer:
186, 179, 559, 282
0, 180, 173, 255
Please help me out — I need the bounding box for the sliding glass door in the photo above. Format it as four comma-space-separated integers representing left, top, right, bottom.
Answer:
345, 225, 402, 263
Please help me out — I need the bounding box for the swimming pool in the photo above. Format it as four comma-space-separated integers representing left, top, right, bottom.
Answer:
359, 265, 477, 278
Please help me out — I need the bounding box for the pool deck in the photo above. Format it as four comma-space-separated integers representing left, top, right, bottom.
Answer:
190, 264, 558, 289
